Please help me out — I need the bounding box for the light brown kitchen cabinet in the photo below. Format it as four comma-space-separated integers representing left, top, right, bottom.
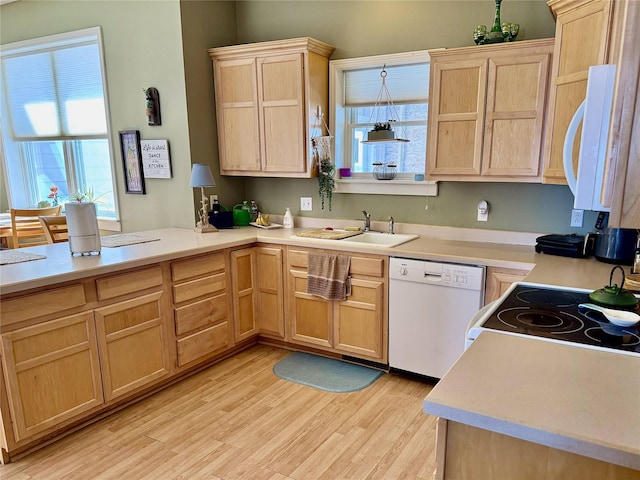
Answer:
0, 312, 103, 443
542, 0, 615, 184
484, 266, 532, 304
230, 246, 286, 342
427, 39, 553, 182
286, 248, 388, 362
171, 253, 233, 367
231, 248, 259, 341
255, 246, 285, 339
434, 418, 638, 480
94, 292, 171, 401
209, 37, 335, 177
603, 0, 640, 228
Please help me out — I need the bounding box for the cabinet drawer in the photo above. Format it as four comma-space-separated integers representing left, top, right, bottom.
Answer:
96, 267, 163, 301
1, 284, 87, 328
174, 293, 229, 336
177, 321, 230, 366
171, 253, 225, 282
350, 257, 385, 277
173, 272, 226, 304
288, 249, 385, 278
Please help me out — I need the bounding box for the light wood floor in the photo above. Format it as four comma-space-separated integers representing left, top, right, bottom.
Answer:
0, 345, 437, 480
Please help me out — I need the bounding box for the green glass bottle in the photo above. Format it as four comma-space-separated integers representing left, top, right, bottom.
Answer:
485, 0, 505, 44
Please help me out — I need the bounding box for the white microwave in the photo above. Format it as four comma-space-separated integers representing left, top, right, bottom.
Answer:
563, 64, 616, 212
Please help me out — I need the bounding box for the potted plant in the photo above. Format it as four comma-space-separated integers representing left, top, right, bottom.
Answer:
367, 121, 396, 141
318, 158, 335, 211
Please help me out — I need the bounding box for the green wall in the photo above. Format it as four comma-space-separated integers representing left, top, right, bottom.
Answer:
0, 0, 599, 235
234, 0, 598, 234
0, 0, 241, 232
180, 0, 247, 211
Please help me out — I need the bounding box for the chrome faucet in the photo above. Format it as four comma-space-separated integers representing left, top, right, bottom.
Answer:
388, 216, 394, 234
362, 210, 371, 231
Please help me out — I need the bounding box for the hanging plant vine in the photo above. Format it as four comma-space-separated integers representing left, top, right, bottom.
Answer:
318, 157, 335, 211
312, 110, 335, 211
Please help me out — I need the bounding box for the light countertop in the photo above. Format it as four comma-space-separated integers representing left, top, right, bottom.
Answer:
423, 331, 640, 470
0, 226, 621, 295
1, 225, 637, 469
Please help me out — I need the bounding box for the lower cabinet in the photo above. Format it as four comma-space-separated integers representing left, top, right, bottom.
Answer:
434, 418, 638, 480
171, 252, 234, 367
94, 292, 171, 401
231, 246, 286, 342
286, 248, 388, 363
0, 312, 103, 442
484, 266, 531, 304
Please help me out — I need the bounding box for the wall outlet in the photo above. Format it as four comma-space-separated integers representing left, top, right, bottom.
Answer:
571, 209, 584, 227
210, 194, 218, 206
300, 197, 312, 211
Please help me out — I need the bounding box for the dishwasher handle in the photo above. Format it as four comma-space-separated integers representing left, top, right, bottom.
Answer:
424, 273, 443, 283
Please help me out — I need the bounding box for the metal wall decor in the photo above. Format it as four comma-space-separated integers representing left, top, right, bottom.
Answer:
143, 87, 161, 125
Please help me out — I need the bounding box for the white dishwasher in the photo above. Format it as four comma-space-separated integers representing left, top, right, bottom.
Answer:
389, 257, 485, 379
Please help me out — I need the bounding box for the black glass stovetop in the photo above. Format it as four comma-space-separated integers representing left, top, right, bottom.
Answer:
481, 284, 640, 354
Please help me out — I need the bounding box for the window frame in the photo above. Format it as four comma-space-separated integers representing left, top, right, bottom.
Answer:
0, 26, 121, 231
329, 50, 438, 196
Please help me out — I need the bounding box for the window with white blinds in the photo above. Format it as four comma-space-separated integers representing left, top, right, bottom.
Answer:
330, 51, 433, 193
1, 27, 119, 225
343, 63, 430, 106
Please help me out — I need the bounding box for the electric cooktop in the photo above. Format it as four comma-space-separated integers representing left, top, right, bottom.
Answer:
474, 283, 640, 355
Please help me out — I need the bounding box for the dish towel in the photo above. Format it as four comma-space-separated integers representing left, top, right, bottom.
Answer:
307, 252, 351, 301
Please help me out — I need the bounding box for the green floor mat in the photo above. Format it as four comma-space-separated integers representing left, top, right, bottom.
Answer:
273, 352, 384, 393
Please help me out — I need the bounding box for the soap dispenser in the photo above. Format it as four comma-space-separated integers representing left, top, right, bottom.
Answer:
283, 208, 293, 229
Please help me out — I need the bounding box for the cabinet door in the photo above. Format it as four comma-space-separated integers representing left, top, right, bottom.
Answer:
542, 0, 613, 183
485, 266, 531, 304
94, 291, 170, 401
482, 53, 550, 177
605, 1, 640, 228
1, 312, 103, 442
214, 58, 261, 173
333, 277, 385, 361
288, 269, 332, 348
231, 249, 259, 341
257, 53, 306, 174
255, 247, 285, 339
427, 58, 487, 176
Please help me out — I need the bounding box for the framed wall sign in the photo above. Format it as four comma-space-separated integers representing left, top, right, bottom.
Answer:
119, 130, 146, 194
141, 139, 172, 178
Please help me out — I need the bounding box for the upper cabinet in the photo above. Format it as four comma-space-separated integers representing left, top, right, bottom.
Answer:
605, 0, 640, 228
542, 0, 639, 227
209, 38, 335, 177
426, 39, 554, 182
542, 0, 615, 184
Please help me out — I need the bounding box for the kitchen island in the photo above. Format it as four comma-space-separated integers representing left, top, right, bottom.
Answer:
423, 331, 640, 478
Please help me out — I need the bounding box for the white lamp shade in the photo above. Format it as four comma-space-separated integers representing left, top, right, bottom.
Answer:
189, 164, 216, 187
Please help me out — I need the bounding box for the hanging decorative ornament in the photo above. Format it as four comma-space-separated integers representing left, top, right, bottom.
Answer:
361, 65, 410, 144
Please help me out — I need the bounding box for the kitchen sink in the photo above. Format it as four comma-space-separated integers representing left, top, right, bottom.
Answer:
340, 232, 419, 248
294, 231, 419, 248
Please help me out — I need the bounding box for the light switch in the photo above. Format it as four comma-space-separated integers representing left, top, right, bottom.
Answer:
300, 197, 312, 211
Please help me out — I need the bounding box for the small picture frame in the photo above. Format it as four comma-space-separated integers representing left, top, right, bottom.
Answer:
140, 139, 172, 179
119, 130, 146, 194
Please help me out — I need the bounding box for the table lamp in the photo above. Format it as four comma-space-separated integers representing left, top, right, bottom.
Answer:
189, 163, 218, 233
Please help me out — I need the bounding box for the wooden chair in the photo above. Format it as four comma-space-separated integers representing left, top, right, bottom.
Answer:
39, 215, 69, 244
9, 206, 62, 248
